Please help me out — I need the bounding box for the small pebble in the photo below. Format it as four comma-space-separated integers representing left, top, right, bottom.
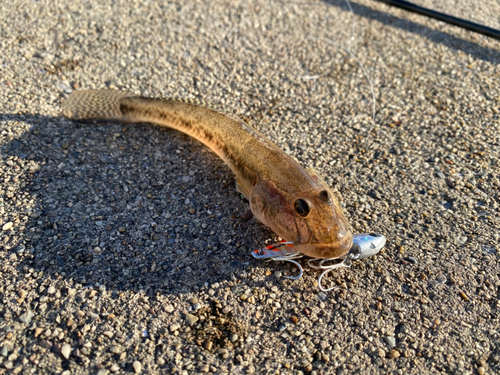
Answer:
385, 336, 396, 349
317, 292, 328, 302
110, 346, 124, 354
18, 310, 35, 324
436, 274, 447, 284
110, 364, 120, 372
193, 303, 202, 310
4, 361, 13, 370
389, 349, 400, 359
103, 331, 114, 338
133, 360, 142, 373
47, 286, 56, 295
60, 344, 71, 359
185, 313, 198, 326
2, 222, 13, 231
459, 291, 470, 302
406, 256, 418, 264
218, 348, 229, 359
229, 333, 238, 342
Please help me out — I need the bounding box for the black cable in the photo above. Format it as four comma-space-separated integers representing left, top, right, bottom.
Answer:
373, 0, 500, 41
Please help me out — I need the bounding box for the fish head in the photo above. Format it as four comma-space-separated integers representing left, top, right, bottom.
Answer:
249, 172, 352, 259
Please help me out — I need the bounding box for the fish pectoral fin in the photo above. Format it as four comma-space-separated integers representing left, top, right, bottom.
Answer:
235, 177, 251, 200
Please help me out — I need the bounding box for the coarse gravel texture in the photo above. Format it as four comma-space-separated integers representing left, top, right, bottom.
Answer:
0, 0, 499, 374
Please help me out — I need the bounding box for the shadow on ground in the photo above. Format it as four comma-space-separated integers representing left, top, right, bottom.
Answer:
1, 112, 284, 297
324, 0, 500, 64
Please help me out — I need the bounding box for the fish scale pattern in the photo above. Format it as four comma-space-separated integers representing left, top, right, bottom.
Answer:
61, 90, 133, 120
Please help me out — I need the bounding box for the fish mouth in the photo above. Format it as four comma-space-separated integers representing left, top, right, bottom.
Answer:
293, 230, 353, 259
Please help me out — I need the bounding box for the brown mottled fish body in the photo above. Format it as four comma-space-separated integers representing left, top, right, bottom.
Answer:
62, 90, 353, 259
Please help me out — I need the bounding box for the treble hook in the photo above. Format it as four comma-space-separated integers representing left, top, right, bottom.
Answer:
308, 256, 354, 292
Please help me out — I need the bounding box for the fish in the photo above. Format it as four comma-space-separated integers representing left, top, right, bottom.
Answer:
61, 89, 353, 259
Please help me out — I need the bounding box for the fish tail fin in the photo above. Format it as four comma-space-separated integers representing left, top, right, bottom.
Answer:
61, 89, 137, 122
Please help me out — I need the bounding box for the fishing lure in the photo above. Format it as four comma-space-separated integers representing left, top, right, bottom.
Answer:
253, 233, 386, 291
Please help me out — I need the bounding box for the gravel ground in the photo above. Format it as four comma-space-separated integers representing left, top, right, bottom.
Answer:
1, 0, 499, 374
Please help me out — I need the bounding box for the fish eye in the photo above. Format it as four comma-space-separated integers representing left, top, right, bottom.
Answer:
319, 190, 331, 204
294, 198, 310, 217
